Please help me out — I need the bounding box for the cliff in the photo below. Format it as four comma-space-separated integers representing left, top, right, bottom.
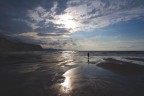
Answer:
0, 37, 43, 51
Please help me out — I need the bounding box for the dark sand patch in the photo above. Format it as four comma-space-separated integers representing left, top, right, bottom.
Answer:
1, 52, 144, 96
0, 53, 66, 96
97, 58, 144, 76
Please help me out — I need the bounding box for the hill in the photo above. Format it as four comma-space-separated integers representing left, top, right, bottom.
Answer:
0, 37, 43, 51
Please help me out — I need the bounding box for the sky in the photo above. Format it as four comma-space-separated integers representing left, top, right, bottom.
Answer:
0, 0, 144, 51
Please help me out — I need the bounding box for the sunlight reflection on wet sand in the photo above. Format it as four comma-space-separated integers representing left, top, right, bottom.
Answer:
60, 68, 77, 94
61, 77, 72, 93
1, 51, 144, 96
58, 51, 76, 66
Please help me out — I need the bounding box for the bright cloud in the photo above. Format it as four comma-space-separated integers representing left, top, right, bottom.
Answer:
1, 0, 143, 50
77, 37, 144, 51
65, 0, 144, 31
27, 0, 144, 32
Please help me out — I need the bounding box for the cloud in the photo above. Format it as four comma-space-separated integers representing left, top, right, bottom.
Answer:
77, 36, 144, 51
65, 0, 144, 31
26, 0, 144, 38
0, 0, 144, 49
15, 31, 77, 49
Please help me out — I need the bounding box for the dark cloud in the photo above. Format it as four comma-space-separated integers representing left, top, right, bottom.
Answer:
55, 0, 68, 14
37, 33, 64, 36
0, 0, 68, 35
35, 23, 69, 34
0, 0, 144, 50
0, 0, 71, 49
0, 0, 51, 10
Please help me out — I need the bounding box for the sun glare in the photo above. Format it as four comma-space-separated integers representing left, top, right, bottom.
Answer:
61, 77, 72, 93
59, 14, 78, 29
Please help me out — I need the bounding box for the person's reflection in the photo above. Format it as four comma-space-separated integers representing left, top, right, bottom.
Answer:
87, 59, 89, 64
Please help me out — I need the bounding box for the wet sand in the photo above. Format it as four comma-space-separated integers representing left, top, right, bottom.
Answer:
125, 57, 144, 62
0, 51, 144, 96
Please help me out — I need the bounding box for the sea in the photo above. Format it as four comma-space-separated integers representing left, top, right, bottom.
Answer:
0, 51, 144, 96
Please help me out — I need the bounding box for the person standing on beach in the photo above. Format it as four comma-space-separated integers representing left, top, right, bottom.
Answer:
87, 52, 90, 63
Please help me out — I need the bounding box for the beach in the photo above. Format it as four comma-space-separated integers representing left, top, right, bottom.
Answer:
0, 51, 144, 96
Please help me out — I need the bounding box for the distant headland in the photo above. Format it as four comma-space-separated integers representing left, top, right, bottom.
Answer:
0, 37, 43, 52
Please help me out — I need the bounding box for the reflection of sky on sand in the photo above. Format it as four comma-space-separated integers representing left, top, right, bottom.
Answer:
59, 56, 117, 94
61, 77, 71, 93
59, 52, 112, 94
58, 51, 76, 66
1, 51, 144, 96
54, 51, 78, 94
55, 51, 144, 95
60, 67, 78, 93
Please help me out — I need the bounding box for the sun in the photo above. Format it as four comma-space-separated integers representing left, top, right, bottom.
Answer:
64, 19, 76, 29
58, 14, 78, 29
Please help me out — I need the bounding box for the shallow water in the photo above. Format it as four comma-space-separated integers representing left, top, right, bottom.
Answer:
0, 51, 144, 96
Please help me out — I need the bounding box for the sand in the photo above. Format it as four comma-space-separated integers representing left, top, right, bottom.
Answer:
0, 51, 144, 96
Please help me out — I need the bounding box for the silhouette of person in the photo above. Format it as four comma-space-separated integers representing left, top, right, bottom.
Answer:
87, 52, 90, 63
